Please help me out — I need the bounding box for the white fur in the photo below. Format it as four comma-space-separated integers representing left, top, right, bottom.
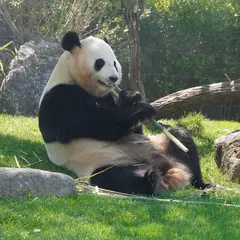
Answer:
80, 36, 122, 87
39, 36, 122, 106
44, 133, 168, 178
39, 51, 72, 105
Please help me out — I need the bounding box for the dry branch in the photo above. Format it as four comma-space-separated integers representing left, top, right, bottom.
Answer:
0, 6, 24, 44
151, 81, 240, 119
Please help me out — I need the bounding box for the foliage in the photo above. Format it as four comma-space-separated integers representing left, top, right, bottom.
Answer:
0, 114, 240, 239
0, 41, 17, 56
2, 0, 240, 120
0, 41, 18, 82
2, 0, 109, 39
177, 112, 205, 135
141, 0, 240, 101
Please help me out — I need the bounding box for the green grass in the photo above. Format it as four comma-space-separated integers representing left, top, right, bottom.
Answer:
0, 114, 76, 177
0, 113, 240, 240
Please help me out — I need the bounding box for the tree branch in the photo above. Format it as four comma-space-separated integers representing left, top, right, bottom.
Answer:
0, 6, 24, 44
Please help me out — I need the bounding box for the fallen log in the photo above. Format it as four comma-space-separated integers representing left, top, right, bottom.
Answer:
151, 81, 240, 119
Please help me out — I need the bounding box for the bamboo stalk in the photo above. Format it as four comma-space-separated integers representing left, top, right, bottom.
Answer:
112, 84, 189, 152
77, 183, 240, 208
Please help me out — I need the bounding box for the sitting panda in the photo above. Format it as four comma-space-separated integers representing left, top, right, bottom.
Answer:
39, 31, 210, 196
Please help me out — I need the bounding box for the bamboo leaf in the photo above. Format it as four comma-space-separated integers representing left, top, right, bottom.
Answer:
0, 60, 6, 77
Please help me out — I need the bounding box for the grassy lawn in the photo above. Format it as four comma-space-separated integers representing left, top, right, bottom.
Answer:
0, 114, 240, 239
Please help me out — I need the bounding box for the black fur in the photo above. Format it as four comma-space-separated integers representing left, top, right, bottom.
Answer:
90, 165, 154, 195
118, 89, 143, 134
103, 37, 110, 44
166, 127, 213, 189
39, 85, 211, 194
118, 89, 142, 107
39, 85, 156, 143
62, 31, 81, 52
94, 59, 105, 71
90, 150, 186, 196
90, 126, 211, 194
114, 61, 118, 72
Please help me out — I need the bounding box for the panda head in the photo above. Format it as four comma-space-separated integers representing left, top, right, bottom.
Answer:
62, 31, 122, 97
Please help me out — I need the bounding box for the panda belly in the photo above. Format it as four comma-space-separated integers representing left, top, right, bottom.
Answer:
44, 133, 160, 177
44, 133, 192, 195
89, 133, 192, 195
45, 138, 130, 177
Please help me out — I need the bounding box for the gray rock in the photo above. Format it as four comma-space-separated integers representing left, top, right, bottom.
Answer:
0, 168, 77, 197
0, 40, 62, 116
214, 130, 240, 181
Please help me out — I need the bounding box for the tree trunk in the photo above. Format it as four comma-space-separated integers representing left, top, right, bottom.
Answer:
121, 0, 146, 99
151, 81, 240, 119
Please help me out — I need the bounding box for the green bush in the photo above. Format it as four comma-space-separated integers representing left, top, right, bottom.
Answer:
140, 0, 240, 101
177, 112, 206, 135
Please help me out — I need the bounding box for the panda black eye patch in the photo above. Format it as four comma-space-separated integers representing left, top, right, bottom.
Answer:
114, 61, 118, 72
94, 59, 105, 71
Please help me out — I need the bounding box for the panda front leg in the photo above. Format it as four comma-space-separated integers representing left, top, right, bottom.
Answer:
118, 89, 144, 134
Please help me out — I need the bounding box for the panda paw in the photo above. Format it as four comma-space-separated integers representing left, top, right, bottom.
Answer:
118, 89, 142, 107
132, 101, 156, 122
145, 170, 156, 185
144, 169, 168, 195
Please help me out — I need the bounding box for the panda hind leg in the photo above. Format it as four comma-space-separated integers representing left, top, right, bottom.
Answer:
90, 157, 191, 196
89, 165, 154, 195
168, 126, 214, 189
149, 126, 213, 189
146, 153, 192, 195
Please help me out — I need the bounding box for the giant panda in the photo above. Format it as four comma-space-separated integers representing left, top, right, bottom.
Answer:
39, 31, 210, 196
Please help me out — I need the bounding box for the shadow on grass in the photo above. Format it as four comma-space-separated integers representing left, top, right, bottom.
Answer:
0, 133, 77, 178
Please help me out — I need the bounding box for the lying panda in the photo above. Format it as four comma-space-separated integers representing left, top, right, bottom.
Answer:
39, 31, 210, 195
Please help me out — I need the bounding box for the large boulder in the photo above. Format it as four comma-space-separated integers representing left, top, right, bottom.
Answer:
0, 168, 77, 197
214, 130, 240, 181
0, 40, 62, 116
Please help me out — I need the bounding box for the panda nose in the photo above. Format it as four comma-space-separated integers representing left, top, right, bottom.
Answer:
109, 76, 118, 83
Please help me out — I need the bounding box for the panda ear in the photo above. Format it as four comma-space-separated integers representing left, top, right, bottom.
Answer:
61, 31, 81, 52
103, 37, 110, 45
